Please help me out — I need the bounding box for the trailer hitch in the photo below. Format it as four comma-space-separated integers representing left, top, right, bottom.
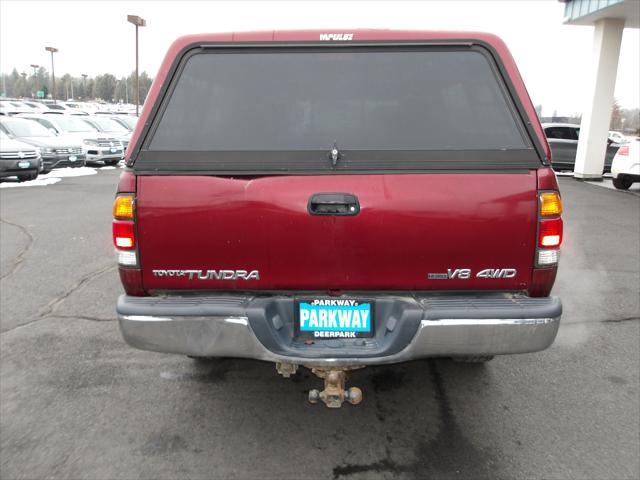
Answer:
307, 367, 363, 408
275, 363, 364, 408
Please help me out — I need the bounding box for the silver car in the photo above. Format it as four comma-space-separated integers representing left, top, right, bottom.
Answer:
0, 130, 42, 182
80, 116, 132, 152
18, 113, 124, 166
109, 115, 138, 132
0, 117, 85, 173
542, 122, 619, 173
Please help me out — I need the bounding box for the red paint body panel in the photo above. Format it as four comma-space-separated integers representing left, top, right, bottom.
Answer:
137, 172, 538, 292
119, 268, 145, 296
116, 170, 136, 193
537, 167, 560, 191
120, 30, 561, 297
529, 268, 557, 298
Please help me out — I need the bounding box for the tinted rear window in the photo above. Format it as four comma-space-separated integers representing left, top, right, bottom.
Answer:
136, 46, 541, 173
150, 49, 528, 152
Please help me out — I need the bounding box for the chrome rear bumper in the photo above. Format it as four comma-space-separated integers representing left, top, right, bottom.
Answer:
117, 294, 561, 367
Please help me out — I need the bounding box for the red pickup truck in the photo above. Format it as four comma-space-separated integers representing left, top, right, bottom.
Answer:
114, 30, 563, 408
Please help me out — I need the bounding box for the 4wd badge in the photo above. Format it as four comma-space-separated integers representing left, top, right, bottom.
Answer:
428, 268, 517, 280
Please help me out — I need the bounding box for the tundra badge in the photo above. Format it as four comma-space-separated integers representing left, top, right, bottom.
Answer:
152, 269, 260, 280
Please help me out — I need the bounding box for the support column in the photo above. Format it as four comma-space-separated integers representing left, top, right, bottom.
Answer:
574, 18, 624, 180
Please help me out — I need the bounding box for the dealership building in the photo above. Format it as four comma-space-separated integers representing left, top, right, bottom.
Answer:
560, 0, 639, 179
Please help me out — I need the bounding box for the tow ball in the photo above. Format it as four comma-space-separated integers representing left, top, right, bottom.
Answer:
308, 368, 363, 408
277, 363, 363, 408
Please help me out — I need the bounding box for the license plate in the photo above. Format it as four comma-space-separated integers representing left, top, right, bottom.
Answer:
295, 299, 374, 339
17, 161, 30, 168
110, 148, 118, 153
68, 155, 77, 162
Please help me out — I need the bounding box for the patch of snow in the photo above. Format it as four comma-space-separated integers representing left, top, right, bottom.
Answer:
39, 167, 97, 179
0, 166, 97, 189
0, 177, 62, 188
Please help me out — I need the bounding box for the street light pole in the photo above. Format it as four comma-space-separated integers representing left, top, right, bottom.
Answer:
45, 46, 58, 103
30, 64, 39, 98
127, 15, 146, 116
81, 73, 88, 100
20, 72, 27, 97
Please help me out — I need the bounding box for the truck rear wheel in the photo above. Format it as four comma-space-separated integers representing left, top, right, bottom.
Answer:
613, 176, 632, 190
452, 355, 495, 363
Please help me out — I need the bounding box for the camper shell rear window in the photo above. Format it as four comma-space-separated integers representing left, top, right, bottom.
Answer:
134, 44, 542, 173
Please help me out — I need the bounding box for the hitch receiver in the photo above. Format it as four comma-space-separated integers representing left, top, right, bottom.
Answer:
307, 368, 363, 408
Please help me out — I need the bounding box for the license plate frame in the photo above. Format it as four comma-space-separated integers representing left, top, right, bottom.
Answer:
295, 298, 374, 339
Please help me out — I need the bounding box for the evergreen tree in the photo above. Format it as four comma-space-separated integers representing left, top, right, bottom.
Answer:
1, 68, 154, 103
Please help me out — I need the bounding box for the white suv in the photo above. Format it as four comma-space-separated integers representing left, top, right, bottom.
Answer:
611, 138, 640, 190
608, 130, 628, 145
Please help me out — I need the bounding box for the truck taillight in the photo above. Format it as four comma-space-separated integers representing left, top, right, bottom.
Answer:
113, 221, 136, 248
113, 195, 134, 220
616, 145, 629, 156
536, 191, 562, 267
539, 192, 562, 217
539, 218, 562, 247
113, 194, 137, 266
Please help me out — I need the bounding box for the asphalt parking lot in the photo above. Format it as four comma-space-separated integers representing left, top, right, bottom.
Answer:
1, 168, 639, 480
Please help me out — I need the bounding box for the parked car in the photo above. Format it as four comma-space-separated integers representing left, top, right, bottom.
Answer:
543, 123, 619, 172
0, 100, 33, 115
21, 101, 51, 112
109, 115, 138, 132
0, 117, 85, 173
41, 102, 72, 112
0, 129, 42, 181
60, 101, 87, 111
79, 102, 108, 114
608, 130, 628, 145
36, 103, 88, 116
44, 111, 87, 116
90, 104, 119, 115
80, 116, 131, 150
114, 30, 564, 408
18, 113, 124, 166
611, 138, 640, 190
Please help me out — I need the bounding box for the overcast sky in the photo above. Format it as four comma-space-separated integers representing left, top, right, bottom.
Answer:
1, 0, 638, 115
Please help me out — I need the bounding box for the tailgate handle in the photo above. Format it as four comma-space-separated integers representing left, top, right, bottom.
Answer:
308, 193, 360, 216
